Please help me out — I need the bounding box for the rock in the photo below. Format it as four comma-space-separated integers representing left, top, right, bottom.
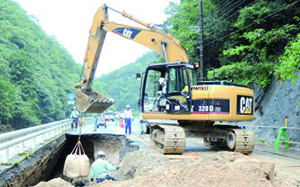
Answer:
259, 161, 275, 181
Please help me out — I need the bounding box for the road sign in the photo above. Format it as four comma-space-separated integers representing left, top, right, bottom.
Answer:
68, 94, 75, 101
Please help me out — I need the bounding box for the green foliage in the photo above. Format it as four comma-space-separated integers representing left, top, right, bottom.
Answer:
23, 152, 34, 159
208, 61, 273, 88
217, 23, 299, 88
14, 160, 21, 165
2, 162, 12, 166
259, 138, 265, 143
17, 152, 26, 156
0, 0, 81, 132
275, 33, 300, 84
163, 0, 300, 89
0, 75, 17, 125
17, 151, 34, 159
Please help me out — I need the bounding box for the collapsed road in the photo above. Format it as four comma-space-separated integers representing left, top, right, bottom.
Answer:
1, 121, 300, 187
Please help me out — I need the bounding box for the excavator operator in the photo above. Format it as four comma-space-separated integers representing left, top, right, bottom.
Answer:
155, 77, 167, 112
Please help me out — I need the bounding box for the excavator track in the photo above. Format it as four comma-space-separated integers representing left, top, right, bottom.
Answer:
150, 124, 186, 154
228, 128, 255, 154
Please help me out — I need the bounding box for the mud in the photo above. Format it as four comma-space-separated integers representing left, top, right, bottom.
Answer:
36, 150, 298, 187
99, 151, 294, 187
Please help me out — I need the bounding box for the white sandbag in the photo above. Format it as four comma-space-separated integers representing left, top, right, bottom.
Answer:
63, 154, 81, 178
63, 140, 90, 178
79, 154, 90, 176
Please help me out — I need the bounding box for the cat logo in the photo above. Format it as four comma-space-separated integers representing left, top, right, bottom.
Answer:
122, 28, 133, 39
237, 96, 253, 115
112, 28, 141, 40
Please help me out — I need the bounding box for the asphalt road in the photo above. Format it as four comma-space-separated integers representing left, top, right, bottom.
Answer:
67, 119, 300, 160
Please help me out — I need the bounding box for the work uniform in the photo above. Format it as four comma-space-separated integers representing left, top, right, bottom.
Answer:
93, 116, 98, 131
90, 158, 117, 183
123, 109, 133, 134
70, 110, 79, 129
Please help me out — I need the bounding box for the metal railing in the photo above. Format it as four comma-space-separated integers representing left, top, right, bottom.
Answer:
214, 121, 300, 149
0, 119, 73, 163
0, 117, 94, 163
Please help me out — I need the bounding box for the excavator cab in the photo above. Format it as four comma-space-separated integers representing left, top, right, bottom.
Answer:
141, 62, 197, 114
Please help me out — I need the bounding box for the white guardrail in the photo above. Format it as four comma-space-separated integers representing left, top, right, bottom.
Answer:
0, 118, 91, 163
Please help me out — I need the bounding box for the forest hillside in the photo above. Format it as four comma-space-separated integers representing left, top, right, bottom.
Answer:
0, 0, 82, 132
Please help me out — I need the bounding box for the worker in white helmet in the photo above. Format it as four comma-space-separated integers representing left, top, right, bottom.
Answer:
123, 105, 133, 134
90, 151, 120, 183
70, 106, 80, 129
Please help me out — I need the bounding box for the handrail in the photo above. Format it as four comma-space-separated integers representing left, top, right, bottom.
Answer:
0, 119, 71, 143
0, 118, 92, 163
257, 126, 300, 130
215, 122, 300, 148
244, 124, 300, 149
0, 121, 70, 151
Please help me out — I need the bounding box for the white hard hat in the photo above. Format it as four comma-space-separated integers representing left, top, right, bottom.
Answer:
97, 151, 105, 157
159, 77, 165, 84
126, 105, 130, 108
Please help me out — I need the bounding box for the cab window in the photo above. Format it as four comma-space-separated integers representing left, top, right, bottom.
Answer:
188, 69, 198, 85
168, 66, 188, 93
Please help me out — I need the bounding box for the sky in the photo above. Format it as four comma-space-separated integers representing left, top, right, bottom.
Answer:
14, 0, 179, 77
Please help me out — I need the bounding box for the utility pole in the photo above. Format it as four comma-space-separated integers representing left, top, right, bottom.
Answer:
199, 0, 204, 81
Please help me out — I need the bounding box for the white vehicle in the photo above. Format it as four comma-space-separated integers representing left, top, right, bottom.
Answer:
104, 110, 115, 122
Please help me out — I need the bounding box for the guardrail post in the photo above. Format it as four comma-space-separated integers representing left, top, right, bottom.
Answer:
32, 138, 36, 149
20, 142, 24, 152
4, 148, 9, 163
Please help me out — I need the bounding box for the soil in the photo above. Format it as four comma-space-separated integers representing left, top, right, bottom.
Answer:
35, 178, 73, 187
35, 150, 297, 187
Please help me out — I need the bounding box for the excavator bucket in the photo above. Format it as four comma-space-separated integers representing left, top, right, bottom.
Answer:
75, 89, 116, 113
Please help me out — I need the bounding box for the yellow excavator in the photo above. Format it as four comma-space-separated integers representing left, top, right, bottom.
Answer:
75, 4, 255, 154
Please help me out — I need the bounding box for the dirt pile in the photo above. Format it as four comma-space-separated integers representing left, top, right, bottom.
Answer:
99, 151, 291, 187
35, 150, 293, 187
113, 150, 169, 181
35, 178, 72, 187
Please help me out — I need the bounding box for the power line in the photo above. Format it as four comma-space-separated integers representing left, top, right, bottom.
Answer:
205, 1, 256, 40
204, 0, 235, 19
205, 0, 247, 30
204, 0, 230, 16
204, 0, 300, 47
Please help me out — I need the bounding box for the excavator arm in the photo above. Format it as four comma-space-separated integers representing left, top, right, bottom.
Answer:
75, 4, 189, 113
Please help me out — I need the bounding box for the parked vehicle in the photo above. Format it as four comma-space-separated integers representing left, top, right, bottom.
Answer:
97, 117, 107, 128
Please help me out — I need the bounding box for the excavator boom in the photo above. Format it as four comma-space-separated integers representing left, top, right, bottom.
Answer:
76, 4, 188, 113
